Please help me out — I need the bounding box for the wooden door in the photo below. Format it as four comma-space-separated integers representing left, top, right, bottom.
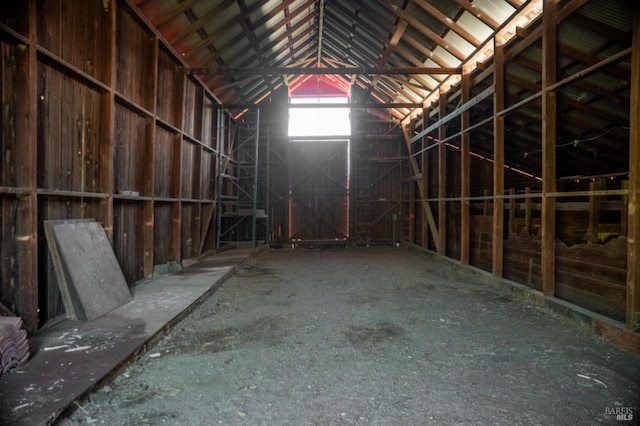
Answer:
288, 141, 349, 242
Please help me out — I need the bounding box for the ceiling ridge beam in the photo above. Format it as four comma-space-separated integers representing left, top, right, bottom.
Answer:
189, 67, 462, 75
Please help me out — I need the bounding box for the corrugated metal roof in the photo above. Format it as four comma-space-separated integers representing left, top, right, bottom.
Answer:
130, 0, 632, 159
132, 0, 531, 116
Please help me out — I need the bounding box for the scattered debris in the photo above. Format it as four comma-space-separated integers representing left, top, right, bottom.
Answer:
43, 345, 69, 352
577, 373, 608, 388
12, 402, 34, 411
65, 345, 92, 353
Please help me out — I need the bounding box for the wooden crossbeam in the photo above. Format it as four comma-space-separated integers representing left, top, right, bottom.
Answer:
189, 67, 462, 75
402, 124, 440, 251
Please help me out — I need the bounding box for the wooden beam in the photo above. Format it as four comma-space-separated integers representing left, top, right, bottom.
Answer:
438, 92, 447, 256
101, 1, 117, 242
367, 20, 409, 96
15, 0, 39, 332
493, 42, 505, 277
627, 3, 640, 331
408, 118, 416, 245
189, 66, 462, 76
144, 35, 159, 279
402, 125, 440, 251
380, 0, 467, 60
460, 73, 471, 265
525, 187, 532, 236
421, 106, 430, 249
412, 0, 482, 46
450, 0, 500, 30
541, 0, 557, 297
410, 85, 494, 143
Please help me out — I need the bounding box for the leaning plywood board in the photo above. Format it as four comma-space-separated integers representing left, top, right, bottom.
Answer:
44, 220, 132, 321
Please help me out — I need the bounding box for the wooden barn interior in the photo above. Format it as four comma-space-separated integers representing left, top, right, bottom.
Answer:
1, 0, 640, 422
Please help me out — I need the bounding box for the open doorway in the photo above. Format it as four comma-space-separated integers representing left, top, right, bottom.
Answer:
287, 83, 351, 244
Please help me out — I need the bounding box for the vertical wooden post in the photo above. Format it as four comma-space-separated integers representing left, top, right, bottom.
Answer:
525, 187, 532, 236
143, 36, 159, 278
626, 3, 640, 330
14, 0, 39, 331
484, 189, 490, 216
509, 188, 516, 235
493, 42, 505, 277
173, 67, 186, 259
587, 180, 603, 242
408, 118, 416, 245
622, 180, 629, 236
460, 73, 471, 265
541, 0, 558, 296
402, 123, 439, 251
438, 92, 447, 256
101, 0, 117, 241
421, 106, 429, 249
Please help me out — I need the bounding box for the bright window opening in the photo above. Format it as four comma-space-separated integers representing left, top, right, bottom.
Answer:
288, 96, 351, 139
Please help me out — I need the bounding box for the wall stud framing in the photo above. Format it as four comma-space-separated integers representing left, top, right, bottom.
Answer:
541, 0, 558, 296
627, 3, 640, 330
492, 42, 505, 277
460, 74, 471, 265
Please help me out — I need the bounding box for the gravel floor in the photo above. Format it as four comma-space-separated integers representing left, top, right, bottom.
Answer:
59, 247, 640, 425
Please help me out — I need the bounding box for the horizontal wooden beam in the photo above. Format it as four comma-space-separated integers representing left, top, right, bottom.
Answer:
410, 85, 495, 143
188, 67, 462, 75
225, 103, 423, 109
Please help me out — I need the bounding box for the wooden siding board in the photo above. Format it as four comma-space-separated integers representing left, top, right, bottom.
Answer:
154, 126, 179, 198
156, 48, 182, 127
113, 200, 146, 284
153, 202, 175, 265
114, 104, 152, 196
116, 7, 154, 109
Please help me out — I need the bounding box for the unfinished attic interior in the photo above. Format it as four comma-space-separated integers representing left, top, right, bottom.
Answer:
1, 0, 640, 423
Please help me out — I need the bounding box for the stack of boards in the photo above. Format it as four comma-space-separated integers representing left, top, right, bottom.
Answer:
0, 317, 29, 375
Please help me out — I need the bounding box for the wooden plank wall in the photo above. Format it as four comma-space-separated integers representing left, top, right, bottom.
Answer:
0, 0, 224, 330
403, 1, 638, 330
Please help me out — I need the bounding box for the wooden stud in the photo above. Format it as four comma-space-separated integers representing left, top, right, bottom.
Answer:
420, 106, 430, 249
460, 73, 470, 265
492, 42, 505, 277
143, 35, 159, 278
525, 187, 532, 236
587, 180, 605, 243
622, 180, 629, 236
14, 0, 39, 332
541, 0, 558, 297
402, 125, 439, 251
484, 189, 490, 216
101, 0, 117, 242
408, 118, 416, 245
438, 92, 447, 256
627, 3, 640, 330
509, 188, 516, 235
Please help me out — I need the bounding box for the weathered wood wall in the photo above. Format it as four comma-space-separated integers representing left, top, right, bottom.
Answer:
403, 1, 639, 331
0, 0, 224, 330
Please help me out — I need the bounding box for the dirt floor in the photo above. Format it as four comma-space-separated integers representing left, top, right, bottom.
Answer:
58, 247, 640, 425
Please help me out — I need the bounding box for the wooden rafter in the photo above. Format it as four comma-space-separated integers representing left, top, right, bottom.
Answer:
195, 0, 317, 66
450, 0, 500, 30
379, 0, 467, 61
170, 0, 237, 46
410, 0, 482, 47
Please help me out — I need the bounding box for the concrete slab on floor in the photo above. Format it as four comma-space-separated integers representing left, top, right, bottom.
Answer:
0, 247, 261, 426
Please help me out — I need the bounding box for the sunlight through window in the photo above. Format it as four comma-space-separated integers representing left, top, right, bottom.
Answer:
288, 97, 351, 139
